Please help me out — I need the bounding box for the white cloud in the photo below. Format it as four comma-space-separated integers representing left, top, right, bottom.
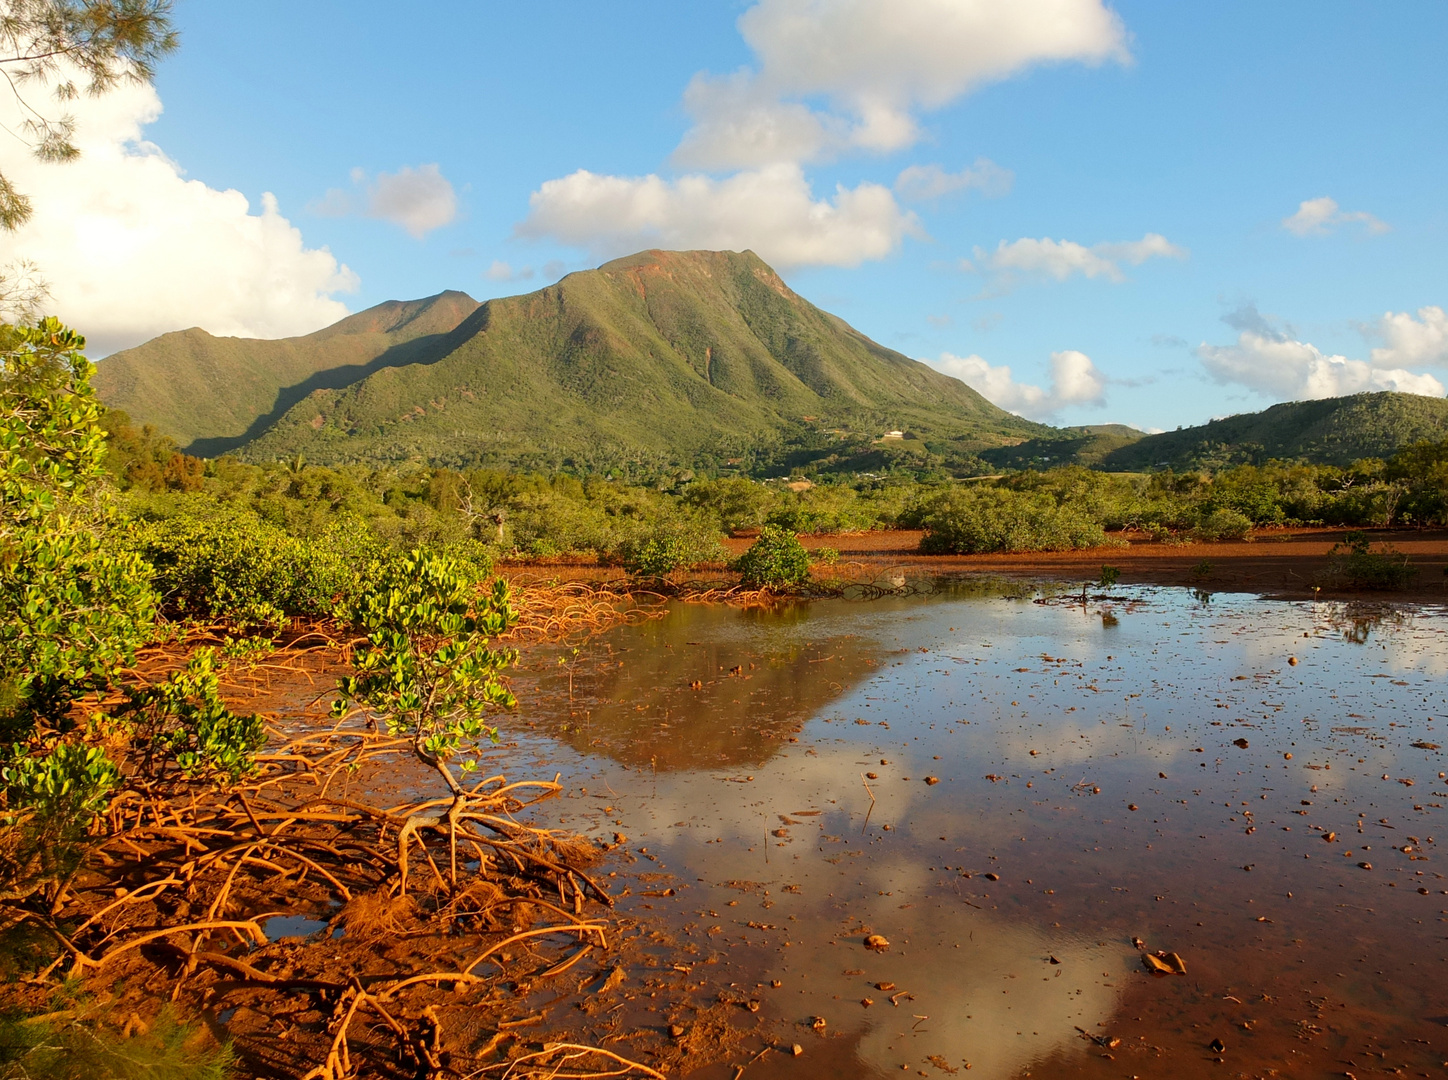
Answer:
971, 232, 1185, 287
2, 72, 356, 356
524, 1, 1128, 269
312, 163, 458, 238
675, 0, 1129, 169
894, 158, 1013, 201
928, 348, 1106, 419
1281, 196, 1389, 237
517, 163, 922, 269
484, 260, 534, 283
368, 165, 457, 237
1369, 305, 1448, 368
1198, 306, 1444, 401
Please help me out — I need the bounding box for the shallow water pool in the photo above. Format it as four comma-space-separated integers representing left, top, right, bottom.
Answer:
500, 583, 1448, 1078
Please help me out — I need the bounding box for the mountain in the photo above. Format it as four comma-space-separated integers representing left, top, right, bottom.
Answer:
92, 291, 481, 456
1095, 393, 1448, 471
978, 424, 1146, 471
99, 249, 1046, 472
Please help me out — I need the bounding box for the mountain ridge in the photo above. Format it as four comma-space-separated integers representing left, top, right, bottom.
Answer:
980, 392, 1448, 472
95, 250, 1448, 477
93, 289, 481, 455
99, 249, 1046, 472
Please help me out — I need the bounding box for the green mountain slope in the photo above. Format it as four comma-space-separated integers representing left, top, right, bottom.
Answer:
223, 249, 1044, 470
979, 424, 1147, 471
1097, 393, 1448, 471
93, 290, 480, 455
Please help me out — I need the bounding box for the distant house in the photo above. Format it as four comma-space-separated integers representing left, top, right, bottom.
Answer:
881, 430, 905, 440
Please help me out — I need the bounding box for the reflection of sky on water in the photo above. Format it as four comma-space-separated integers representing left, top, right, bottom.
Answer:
622, 743, 1124, 1079
512, 585, 1448, 1078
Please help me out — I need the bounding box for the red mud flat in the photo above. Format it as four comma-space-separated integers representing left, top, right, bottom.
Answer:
502, 527, 1448, 603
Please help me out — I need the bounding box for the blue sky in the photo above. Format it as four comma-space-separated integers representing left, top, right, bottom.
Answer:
8, 1, 1447, 431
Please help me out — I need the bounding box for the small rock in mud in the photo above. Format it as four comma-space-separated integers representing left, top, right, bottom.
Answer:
924, 776, 940, 785
864, 934, 890, 951
1233, 738, 1250, 749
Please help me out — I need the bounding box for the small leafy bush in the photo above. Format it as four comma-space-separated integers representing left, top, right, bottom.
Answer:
1, 741, 120, 825
1193, 508, 1253, 542
0, 737, 124, 902
917, 487, 1106, 554
733, 525, 812, 587
119, 648, 266, 780
1320, 531, 1417, 590
619, 534, 687, 578
334, 550, 517, 795
615, 518, 725, 578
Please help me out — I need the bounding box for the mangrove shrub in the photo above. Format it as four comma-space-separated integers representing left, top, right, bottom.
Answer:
733, 525, 812, 587
918, 487, 1107, 554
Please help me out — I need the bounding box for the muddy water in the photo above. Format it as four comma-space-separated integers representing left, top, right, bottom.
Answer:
499, 584, 1448, 1078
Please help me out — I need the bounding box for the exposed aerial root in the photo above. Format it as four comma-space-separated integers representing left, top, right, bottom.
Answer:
0, 722, 629, 1079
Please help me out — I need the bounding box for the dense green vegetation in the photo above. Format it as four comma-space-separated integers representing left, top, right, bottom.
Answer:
94, 291, 480, 455
94, 412, 1448, 575
981, 394, 1448, 473
915, 486, 1108, 555
96, 249, 1046, 474
977, 424, 1145, 471
1098, 393, 1448, 470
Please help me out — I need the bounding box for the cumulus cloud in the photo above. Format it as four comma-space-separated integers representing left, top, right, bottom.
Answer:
523, 1, 1128, 267
1369, 305, 1448, 368
674, 0, 1129, 169
1281, 196, 1389, 237
894, 158, 1013, 201
928, 348, 1106, 419
969, 232, 1185, 288
1198, 305, 1444, 401
312, 163, 458, 238
517, 163, 922, 269
3, 71, 355, 356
